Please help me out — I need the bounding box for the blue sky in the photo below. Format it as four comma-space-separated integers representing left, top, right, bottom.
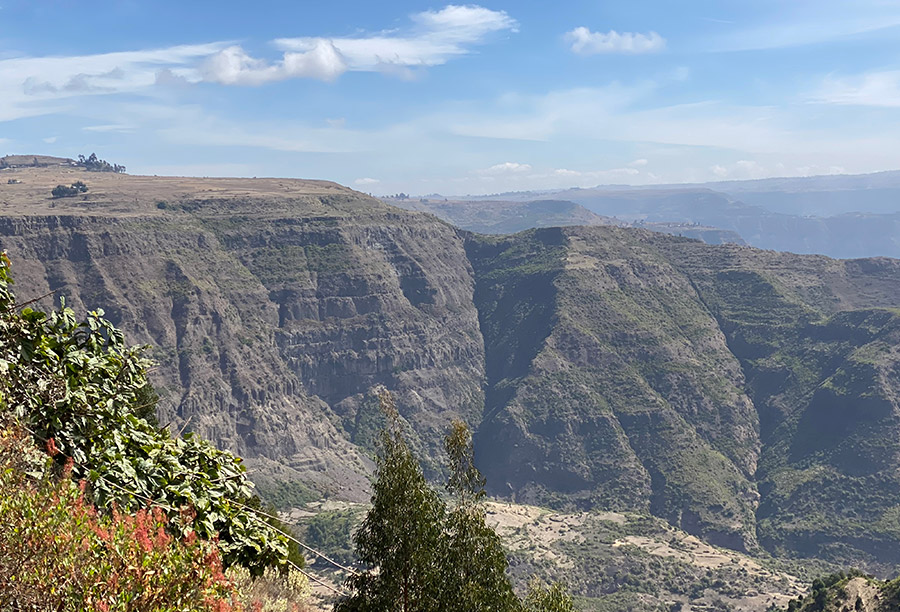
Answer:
2, 1, 900, 195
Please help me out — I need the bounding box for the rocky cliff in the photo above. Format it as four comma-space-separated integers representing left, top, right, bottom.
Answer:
2, 166, 900, 574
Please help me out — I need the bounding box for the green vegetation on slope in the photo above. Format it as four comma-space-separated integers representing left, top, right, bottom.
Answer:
470, 227, 760, 551
659, 239, 900, 572
471, 226, 900, 574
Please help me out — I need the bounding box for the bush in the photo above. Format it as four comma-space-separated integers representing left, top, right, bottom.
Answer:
51, 181, 88, 198
0, 251, 291, 575
0, 423, 239, 612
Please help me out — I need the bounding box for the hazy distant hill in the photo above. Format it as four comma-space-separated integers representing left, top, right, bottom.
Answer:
449, 172, 900, 259
0, 154, 74, 168
387, 196, 747, 245
385, 197, 618, 234
706, 170, 900, 216
3, 164, 900, 579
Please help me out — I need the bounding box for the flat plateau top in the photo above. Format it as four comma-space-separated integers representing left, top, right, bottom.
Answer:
0, 167, 359, 217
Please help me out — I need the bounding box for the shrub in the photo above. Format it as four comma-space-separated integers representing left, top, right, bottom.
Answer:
0, 251, 291, 574
52, 183, 79, 197
0, 423, 239, 612
51, 181, 88, 198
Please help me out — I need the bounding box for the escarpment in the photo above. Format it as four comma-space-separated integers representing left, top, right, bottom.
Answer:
3, 167, 900, 573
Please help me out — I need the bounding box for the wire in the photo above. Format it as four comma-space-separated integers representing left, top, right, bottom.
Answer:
228, 497, 359, 576
289, 560, 349, 597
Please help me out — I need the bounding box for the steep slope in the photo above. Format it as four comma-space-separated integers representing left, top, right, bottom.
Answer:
4, 166, 900, 576
659, 241, 900, 571
469, 227, 761, 551
0, 167, 485, 500
470, 227, 900, 570
781, 573, 900, 612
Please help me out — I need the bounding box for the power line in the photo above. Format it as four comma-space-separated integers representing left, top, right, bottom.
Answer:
289, 560, 348, 597
228, 497, 359, 576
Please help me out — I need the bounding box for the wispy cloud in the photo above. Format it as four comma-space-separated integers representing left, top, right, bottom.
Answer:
812, 70, 900, 107
0, 4, 517, 122
0, 43, 225, 121
552, 167, 638, 180
710, 160, 846, 180
276, 4, 517, 66
564, 27, 665, 55
710, 2, 900, 52
82, 123, 137, 133
354, 177, 381, 186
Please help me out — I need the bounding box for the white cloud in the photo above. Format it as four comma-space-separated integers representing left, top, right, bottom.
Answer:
629, 158, 648, 167
812, 71, 900, 107
477, 161, 532, 174
0, 4, 517, 123
275, 5, 517, 72
413, 4, 517, 37
553, 168, 581, 177
202, 40, 347, 85
708, 161, 851, 181
793, 164, 846, 176
551, 167, 639, 180
42, 136, 57, 144
565, 27, 665, 55
354, 177, 381, 185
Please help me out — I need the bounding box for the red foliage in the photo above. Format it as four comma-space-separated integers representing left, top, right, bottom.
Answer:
0, 424, 244, 612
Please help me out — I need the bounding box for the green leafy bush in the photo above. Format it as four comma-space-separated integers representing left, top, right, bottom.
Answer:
0, 251, 289, 574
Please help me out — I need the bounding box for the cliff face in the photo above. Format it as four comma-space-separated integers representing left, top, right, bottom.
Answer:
3, 167, 900, 572
471, 226, 900, 568
469, 227, 761, 551
0, 169, 485, 502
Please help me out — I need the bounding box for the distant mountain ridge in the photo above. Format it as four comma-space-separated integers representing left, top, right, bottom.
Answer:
2, 164, 900, 579
384, 197, 619, 234
419, 170, 900, 258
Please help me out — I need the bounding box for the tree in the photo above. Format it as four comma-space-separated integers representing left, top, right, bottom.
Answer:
442, 420, 520, 612
524, 579, 577, 612
51, 182, 88, 198
76, 152, 125, 173
336, 390, 447, 612
51, 184, 78, 198
336, 397, 577, 612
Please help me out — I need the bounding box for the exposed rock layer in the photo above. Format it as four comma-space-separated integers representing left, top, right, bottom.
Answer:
2, 167, 900, 573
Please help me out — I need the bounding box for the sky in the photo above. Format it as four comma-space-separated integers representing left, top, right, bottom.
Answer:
2, 1, 900, 195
